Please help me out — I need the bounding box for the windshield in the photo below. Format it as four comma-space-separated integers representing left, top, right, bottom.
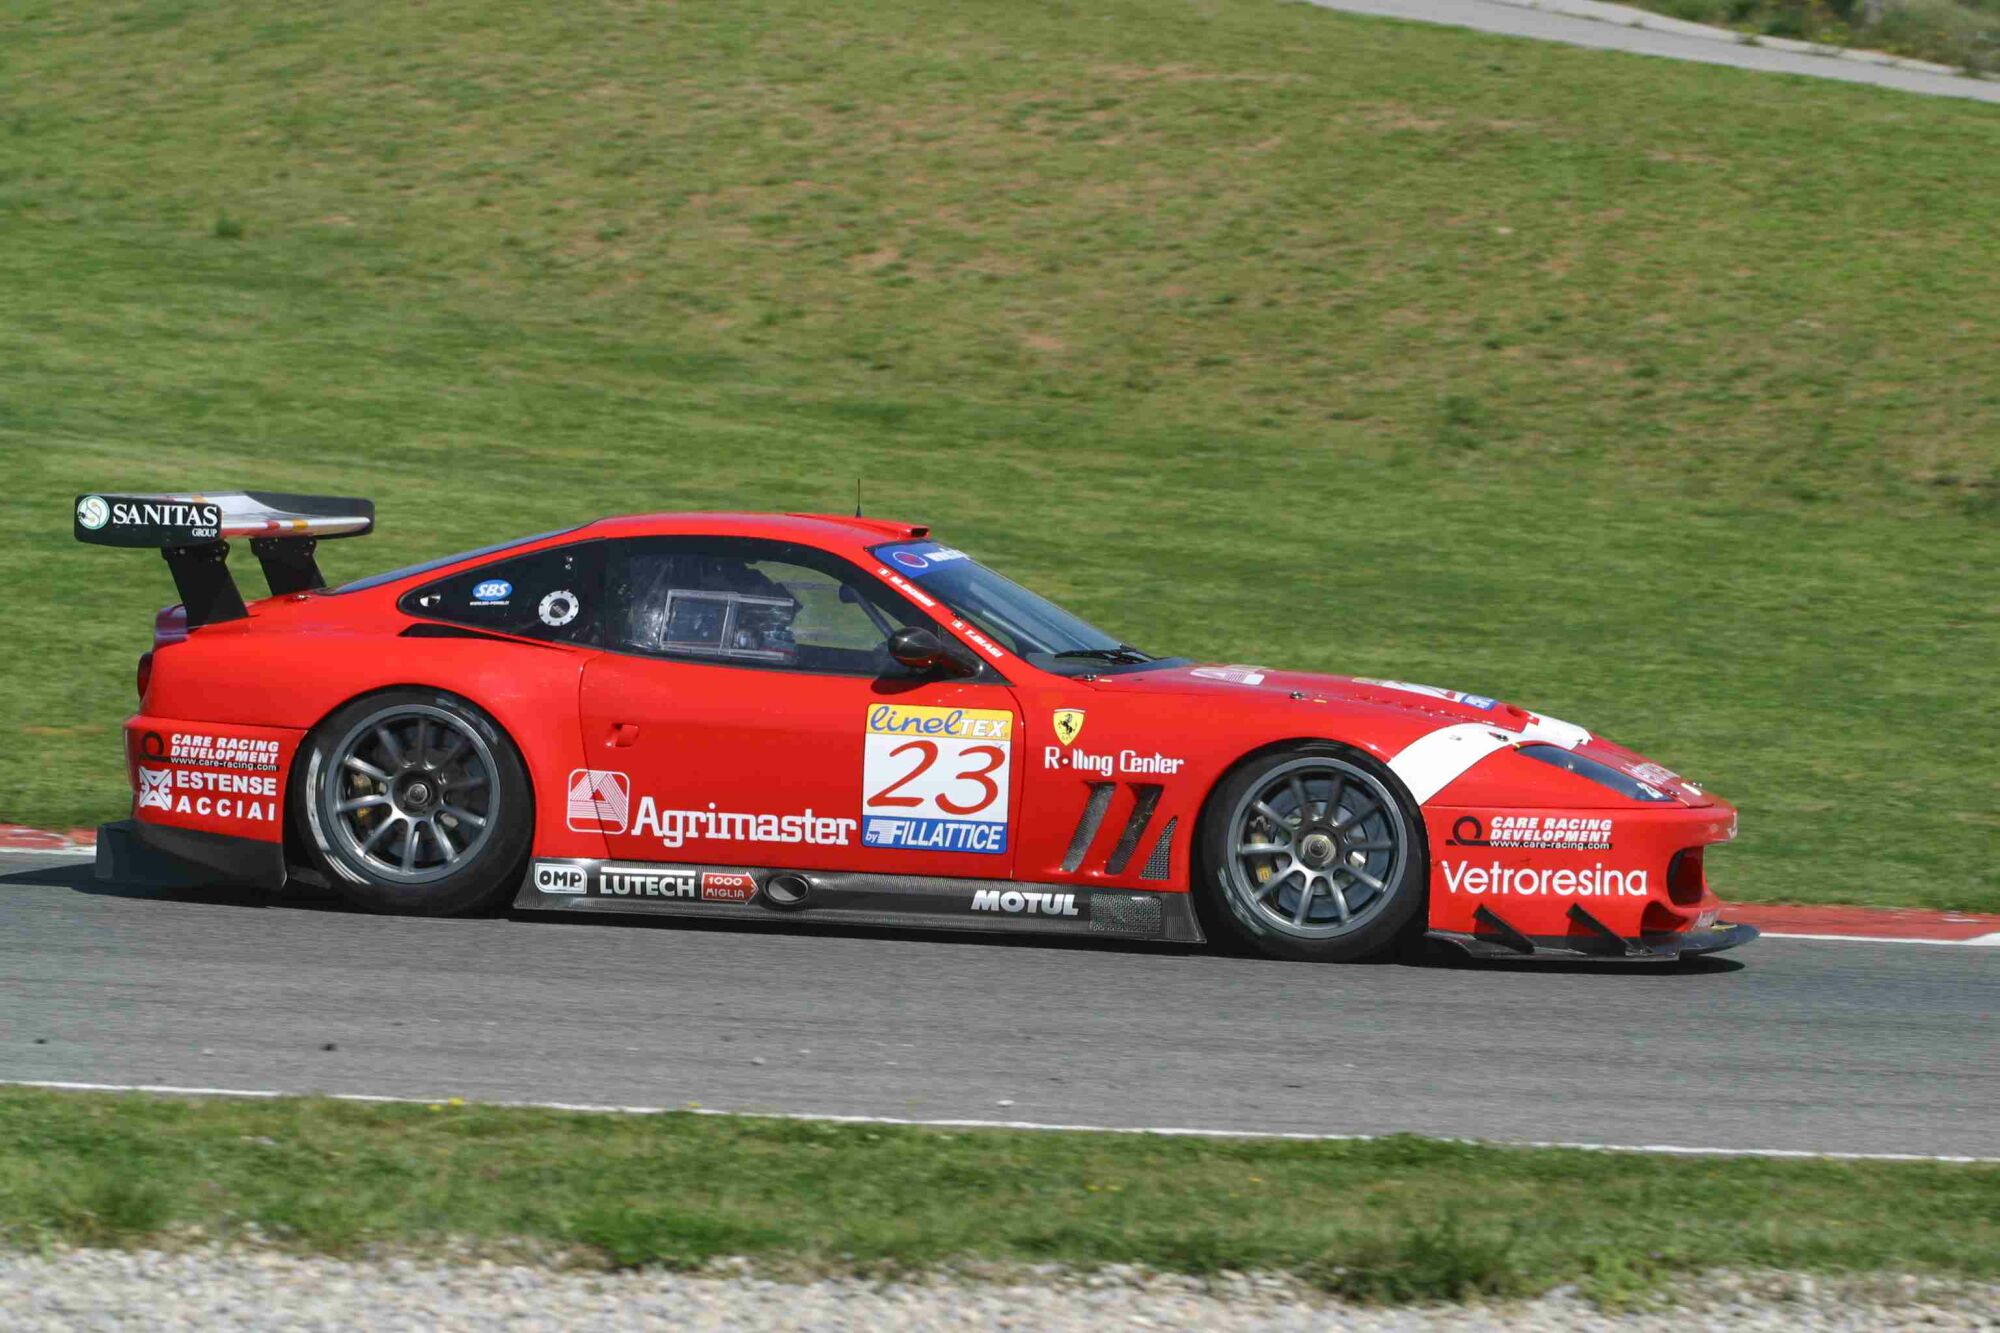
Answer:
869, 540, 1173, 676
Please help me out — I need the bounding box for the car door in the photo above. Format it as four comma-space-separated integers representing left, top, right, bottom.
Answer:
574, 535, 1022, 880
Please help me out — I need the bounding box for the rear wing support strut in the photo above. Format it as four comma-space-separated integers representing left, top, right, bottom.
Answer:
162, 542, 249, 628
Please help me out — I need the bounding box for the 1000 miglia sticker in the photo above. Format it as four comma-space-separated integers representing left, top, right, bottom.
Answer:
861, 705, 1013, 855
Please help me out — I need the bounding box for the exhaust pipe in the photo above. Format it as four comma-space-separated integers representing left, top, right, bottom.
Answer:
763, 872, 811, 910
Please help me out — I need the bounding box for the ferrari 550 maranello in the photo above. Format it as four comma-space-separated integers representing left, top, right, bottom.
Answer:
75, 491, 1754, 964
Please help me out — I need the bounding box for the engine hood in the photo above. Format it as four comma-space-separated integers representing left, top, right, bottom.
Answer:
1089, 662, 1714, 807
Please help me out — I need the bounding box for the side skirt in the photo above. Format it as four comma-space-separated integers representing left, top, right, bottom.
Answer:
513, 859, 1205, 945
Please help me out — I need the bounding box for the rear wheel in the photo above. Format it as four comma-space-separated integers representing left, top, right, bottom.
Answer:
299, 689, 531, 915
1195, 744, 1426, 962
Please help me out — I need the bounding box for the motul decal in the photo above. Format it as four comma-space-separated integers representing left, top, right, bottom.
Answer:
970, 888, 1083, 918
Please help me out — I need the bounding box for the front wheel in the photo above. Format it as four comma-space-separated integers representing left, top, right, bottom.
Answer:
1194, 744, 1427, 962
298, 689, 532, 915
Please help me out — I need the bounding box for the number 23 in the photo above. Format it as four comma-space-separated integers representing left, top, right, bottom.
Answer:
868, 741, 1005, 815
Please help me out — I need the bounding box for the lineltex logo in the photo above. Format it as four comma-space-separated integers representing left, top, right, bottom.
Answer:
567, 769, 631, 833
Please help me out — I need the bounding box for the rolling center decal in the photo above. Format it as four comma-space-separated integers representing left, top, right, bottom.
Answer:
861, 704, 1013, 855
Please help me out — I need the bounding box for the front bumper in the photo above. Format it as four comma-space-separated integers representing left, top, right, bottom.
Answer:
1431, 916, 1759, 963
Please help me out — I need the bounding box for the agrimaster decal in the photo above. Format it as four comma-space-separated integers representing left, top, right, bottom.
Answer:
862, 704, 1013, 855
567, 769, 631, 833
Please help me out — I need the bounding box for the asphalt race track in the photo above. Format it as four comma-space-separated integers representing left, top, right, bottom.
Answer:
3, 851, 1994, 1159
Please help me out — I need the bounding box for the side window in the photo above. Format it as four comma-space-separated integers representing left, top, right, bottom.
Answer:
604, 537, 928, 676
399, 542, 603, 642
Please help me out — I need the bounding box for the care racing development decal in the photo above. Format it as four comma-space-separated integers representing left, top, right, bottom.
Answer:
862, 704, 1012, 855
1442, 861, 1650, 898
140, 730, 281, 773
1448, 814, 1614, 851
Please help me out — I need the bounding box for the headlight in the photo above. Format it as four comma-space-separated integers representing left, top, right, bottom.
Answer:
1518, 744, 1675, 802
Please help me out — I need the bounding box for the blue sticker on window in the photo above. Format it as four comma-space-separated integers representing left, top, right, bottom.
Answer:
874, 543, 971, 577
472, 579, 513, 605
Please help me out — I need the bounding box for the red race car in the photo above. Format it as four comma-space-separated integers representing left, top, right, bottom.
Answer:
77, 491, 1753, 964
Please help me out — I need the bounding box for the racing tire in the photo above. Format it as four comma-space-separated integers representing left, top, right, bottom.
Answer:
297, 688, 532, 916
1194, 743, 1427, 963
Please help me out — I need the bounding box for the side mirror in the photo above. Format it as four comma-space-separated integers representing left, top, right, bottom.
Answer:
888, 626, 976, 677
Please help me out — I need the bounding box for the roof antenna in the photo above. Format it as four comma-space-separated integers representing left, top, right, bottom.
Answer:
855, 478, 863, 518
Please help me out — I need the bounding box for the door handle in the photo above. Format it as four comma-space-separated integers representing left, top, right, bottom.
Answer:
609, 723, 641, 748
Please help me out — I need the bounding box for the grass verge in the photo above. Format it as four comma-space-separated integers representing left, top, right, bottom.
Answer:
1623, 0, 2000, 72
2, 1089, 1998, 1306
0, 0, 1995, 909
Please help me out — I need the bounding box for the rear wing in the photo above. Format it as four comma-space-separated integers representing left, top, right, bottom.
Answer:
74, 491, 374, 628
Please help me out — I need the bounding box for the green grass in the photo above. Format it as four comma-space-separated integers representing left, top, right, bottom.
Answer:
0, 0, 1994, 909
2, 1089, 1997, 1304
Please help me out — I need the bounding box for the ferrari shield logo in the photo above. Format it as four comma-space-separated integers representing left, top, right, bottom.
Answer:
1052, 709, 1085, 746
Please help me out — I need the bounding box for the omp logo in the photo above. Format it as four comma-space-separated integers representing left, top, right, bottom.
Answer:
136, 767, 173, 811
76, 495, 110, 530
567, 769, 631, 833
532, 862, 587, 894
970, 889, 1078, 917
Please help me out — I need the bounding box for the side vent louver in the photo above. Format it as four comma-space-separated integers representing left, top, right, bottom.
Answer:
1140, 816, 1177, 881
1105, 786, 1162, 876
1062, 783, 1116, 873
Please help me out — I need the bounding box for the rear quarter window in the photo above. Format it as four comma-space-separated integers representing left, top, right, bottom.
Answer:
399, 542, 603, 643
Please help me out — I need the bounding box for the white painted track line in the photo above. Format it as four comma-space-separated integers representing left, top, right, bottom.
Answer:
7, 1079, 1998, 1166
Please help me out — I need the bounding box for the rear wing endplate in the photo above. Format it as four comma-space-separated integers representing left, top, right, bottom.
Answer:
74, 491, 374, 628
